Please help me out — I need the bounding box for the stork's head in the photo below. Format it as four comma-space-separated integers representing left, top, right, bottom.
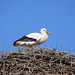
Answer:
40, 28, 53, 35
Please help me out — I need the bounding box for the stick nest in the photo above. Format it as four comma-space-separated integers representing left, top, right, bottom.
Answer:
0, 47, 75, 75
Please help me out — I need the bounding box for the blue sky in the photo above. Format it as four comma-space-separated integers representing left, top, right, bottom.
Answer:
0, 0, 75, 54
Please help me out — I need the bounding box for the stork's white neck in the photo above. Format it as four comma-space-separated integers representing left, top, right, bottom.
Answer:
39, 31, 48, 44
41, 31, 48, 39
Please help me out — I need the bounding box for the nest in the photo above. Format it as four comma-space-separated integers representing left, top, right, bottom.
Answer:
0, 47, 75, 75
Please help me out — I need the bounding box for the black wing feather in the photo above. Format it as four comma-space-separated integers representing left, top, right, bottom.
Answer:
17, 35, 37, 41
13, 35, 37, 46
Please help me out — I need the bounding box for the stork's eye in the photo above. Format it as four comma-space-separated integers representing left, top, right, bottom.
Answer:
43, 29, 46, 31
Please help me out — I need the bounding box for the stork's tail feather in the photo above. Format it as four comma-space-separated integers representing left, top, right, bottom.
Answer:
13, 41, 19, 46
13, 41, 16, 46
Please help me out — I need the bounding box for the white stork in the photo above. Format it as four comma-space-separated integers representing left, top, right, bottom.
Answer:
13, 28, 53, 48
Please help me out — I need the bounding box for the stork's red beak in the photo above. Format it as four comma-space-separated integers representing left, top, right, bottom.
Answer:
46, 31, 53, 35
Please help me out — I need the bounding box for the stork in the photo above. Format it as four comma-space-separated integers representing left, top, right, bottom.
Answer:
13, 28, 53, 48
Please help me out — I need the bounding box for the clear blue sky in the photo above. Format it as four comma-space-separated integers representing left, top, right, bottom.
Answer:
0, 0, 75, 54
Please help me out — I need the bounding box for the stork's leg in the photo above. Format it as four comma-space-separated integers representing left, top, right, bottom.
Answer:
31, 45, 35, 52
18, 45, 20, 52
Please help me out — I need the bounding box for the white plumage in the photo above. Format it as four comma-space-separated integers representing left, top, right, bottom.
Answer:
13, 28, 52, 48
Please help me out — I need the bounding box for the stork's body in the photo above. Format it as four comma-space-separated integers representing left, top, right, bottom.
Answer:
13, 28, 52, 48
